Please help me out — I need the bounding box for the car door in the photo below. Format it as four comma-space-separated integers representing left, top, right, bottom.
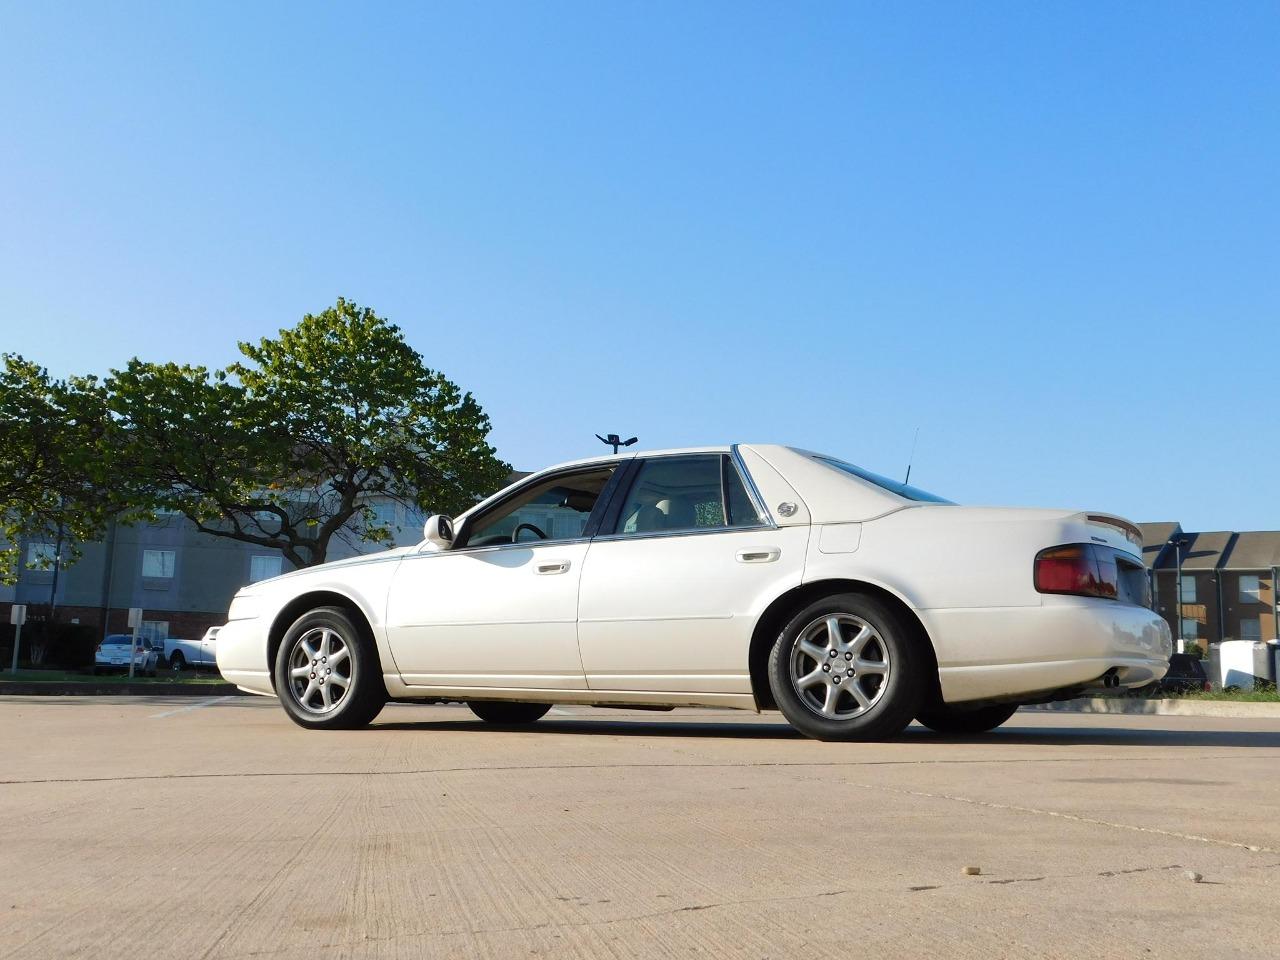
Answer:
385, 462, 623, 691
577, 452, 809, 694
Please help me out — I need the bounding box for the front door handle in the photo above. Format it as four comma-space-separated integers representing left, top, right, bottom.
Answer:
736, 547, 780, 563
535, 559, 571, 575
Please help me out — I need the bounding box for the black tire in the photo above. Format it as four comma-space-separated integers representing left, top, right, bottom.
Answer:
768, 592, 925, 741
170, 652, 186, 672
273, 606, 386, 730
915, 702, 1019, 735
467, 701, 552, 725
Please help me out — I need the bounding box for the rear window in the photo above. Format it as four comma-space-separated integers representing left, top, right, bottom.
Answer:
812, 456, 954, 504
102, 637, 130, 646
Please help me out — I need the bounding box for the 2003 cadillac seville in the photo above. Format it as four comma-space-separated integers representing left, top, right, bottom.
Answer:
216, 445, 1171, 741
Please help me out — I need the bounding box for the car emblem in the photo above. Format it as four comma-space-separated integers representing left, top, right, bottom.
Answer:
777, 502, 798, 518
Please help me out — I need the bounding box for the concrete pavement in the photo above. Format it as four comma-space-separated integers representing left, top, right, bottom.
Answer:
2, 696, 1279, 959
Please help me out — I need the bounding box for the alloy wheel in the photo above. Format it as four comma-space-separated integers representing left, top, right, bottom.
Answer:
286, 627, 354, 715
788, 613, 891, 720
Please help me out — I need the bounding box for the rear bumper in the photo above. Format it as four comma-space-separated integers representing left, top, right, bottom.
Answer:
214, 618, 274, 697
921, 598, 1173, 704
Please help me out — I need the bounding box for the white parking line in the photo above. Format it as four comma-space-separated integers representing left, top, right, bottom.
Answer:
148, 696, 237, 719
548, 707, 577, 716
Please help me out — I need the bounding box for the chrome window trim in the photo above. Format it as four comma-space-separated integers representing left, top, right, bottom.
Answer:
729, 444, 776, 528
589, 523, 776, 546
410, 536, 593, 561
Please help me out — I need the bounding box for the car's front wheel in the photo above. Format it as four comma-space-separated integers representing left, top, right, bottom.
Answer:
768, 593, 924, 741
467, 701, 552, 724
915, 702, 1019, 734
274, 606, 386, 729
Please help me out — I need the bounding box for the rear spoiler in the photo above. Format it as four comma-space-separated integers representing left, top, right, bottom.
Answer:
1082, 513, 1143, 550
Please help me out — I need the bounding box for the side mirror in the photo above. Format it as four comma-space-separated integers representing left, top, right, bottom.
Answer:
423, 514, 454, 548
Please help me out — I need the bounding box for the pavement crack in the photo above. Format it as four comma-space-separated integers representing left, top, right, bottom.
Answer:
5, 752, 1280, 787
843, 780, 1280, 855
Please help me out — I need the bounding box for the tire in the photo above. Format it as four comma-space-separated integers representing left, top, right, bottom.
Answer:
916, 702, 1019, 735
273, 606, 386, 730
768, 592, 924, 741
170, 652, 185, 672
467, 701, 552, 725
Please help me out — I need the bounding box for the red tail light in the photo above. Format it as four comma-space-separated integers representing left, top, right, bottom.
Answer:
1034, 544, 1120, 599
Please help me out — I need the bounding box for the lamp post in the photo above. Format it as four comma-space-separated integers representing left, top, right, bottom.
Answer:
1169, 536, 1190, 655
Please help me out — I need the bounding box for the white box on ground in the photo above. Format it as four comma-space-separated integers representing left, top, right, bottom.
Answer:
1218, 640, 1275, 690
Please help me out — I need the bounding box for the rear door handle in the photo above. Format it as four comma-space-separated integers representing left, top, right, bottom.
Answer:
535, 559, 571, 575
736, 547, 780, 563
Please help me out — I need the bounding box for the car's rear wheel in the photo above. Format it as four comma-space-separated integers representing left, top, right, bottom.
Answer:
273, 606, 386, 729
916, 702, 1019, 734
170, 652, 185, 672
467, 701, 552, 725
768, 592, 924, 741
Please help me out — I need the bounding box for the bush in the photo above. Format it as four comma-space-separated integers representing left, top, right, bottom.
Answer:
45, 624, 98, 670
0, 622, 98, 670
1184, 641, 1205, 661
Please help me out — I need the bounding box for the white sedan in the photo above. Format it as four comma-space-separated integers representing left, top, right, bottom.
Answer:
216, 445, 1171, 740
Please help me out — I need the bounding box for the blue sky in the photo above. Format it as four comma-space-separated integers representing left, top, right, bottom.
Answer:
1, 2, 1277, 531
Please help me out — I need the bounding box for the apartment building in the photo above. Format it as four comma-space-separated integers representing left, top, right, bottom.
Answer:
0, 501, 427, 643
1140, 522, 1280, 646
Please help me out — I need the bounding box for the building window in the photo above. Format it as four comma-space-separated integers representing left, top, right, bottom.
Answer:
1239, 575, 1261, 604
142, 549, 176, 579
26, 542, 56, 569
1178, 577, 1196, 604
1239, 618, 1262, 642
140, 620, 169, 643
368, 504, 396, 527
1181, 618, 1199, 640
249, 555, 282, 583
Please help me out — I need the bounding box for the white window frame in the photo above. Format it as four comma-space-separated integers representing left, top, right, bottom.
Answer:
142, 549, 176, 579
1239, 575, 1261, 604
140, 620, 169, 644
249, 554, 282, 583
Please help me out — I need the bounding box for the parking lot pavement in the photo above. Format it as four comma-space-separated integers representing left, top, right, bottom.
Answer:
2, 698, 1279, 960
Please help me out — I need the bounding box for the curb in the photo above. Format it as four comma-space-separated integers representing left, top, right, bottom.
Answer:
0, 682, 249, 697
1023, 697, 1280, 719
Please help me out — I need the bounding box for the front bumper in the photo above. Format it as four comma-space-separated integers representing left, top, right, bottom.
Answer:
214, 617, 274, 696
921, 597, 1173, 704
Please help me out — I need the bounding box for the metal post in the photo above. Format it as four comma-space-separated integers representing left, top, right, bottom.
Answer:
128, 619, 140, 680
1174, 540, 1185, 655
9, 622, 20, 674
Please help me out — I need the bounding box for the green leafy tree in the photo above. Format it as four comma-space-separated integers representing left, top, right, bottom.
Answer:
107, 299, 508, 568
0, 355, 127, 584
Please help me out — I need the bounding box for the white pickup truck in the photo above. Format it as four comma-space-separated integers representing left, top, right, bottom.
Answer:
163, 628, 219, 672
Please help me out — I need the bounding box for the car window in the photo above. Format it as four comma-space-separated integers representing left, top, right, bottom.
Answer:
613, 455, 760, 536
463, 466, 615, 548
812, 455, 954, 504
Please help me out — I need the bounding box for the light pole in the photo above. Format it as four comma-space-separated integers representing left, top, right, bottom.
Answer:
595, 433, 638, 455
1169, 536, 1189, 655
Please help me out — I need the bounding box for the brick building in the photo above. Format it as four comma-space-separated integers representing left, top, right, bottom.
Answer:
1140, 523, 1280, 647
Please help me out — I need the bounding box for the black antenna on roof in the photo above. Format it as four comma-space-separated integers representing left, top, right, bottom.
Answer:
904, 426, 920, 485
596, 433, 638, 455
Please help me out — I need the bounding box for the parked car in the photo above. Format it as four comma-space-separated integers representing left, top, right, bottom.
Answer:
216, 445, 1173, 740
164, 628, 219, 672
94, 635, 159, 676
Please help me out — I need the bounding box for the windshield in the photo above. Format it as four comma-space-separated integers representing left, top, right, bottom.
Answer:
813, 456, 954, 504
